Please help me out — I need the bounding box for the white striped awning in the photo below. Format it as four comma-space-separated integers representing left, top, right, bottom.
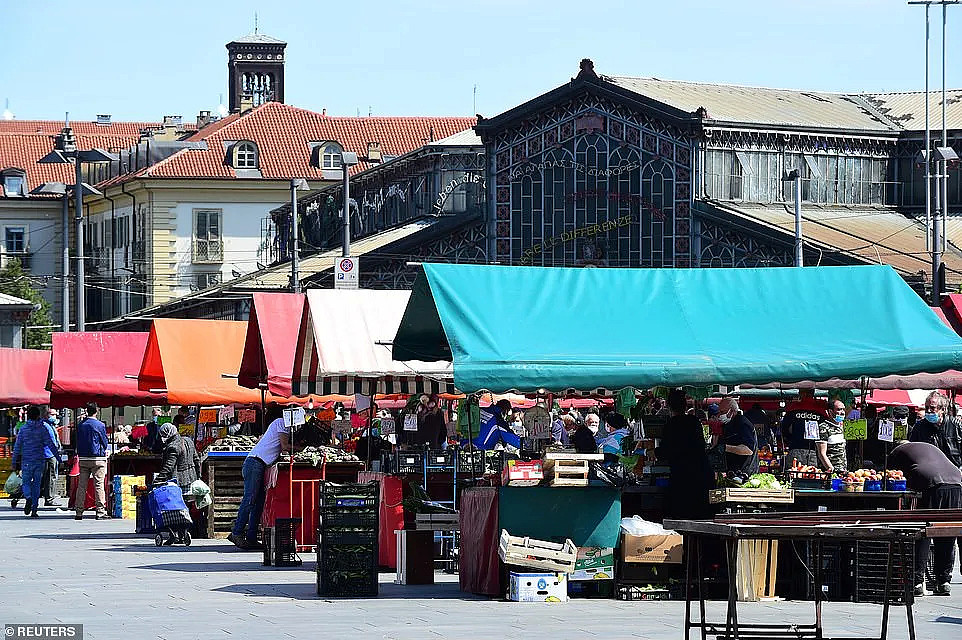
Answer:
291, 289, 456, 396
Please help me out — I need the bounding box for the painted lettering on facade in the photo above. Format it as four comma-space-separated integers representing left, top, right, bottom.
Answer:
520, 214, 634, 265
433, 173, 484, 214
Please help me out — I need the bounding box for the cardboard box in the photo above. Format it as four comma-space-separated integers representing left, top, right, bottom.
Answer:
508, 572, 568, 602
501, 460, 543, 487
570, 546, 615, 581
622, 534, 684, 564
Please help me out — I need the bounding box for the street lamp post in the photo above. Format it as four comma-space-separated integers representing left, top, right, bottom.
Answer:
289, 178, 310, 293
782, 169, 803, 267
340, 152, 359, 258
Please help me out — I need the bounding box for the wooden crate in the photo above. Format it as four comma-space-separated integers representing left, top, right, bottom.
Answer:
735, 539, 779, 602
204, 457, 246, 539
709, 488, 795, 504
543, 458, 589, 487
498, 530, 577, 573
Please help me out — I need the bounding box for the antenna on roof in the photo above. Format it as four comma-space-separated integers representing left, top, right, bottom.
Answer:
473, 84, 477, 115
64, 111, 69, 127
2, 99, 13, 121
254, 12, 258, 34
368, 106, 372, 117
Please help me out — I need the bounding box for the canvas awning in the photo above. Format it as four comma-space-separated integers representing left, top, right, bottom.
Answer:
0, 348, 50, 407
139, 319, 265, 405
238, 292, 307, 397
291, 289, 455, 396
392, 264, 962, 393
49, 333, 165, 409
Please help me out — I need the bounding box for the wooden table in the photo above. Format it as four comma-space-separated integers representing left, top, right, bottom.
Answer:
665, 518, 925, 640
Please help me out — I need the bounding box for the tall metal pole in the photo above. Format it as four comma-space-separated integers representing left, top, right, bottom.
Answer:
941, 3, 949, 254
930, 2, 943, 304
924, 3, 932, 256
290, 180, 301, 293
74, 158, 85, 331
61, 192, 70, 332
342, 165, 351, 258
794, 173, 803, 267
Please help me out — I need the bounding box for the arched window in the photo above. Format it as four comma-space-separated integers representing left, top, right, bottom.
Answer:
322, 143, 343, 169
233, 141, 258, 169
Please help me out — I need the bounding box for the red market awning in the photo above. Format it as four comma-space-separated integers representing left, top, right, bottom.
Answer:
238, 292, 306, 397
49, 332, 165, 409
865, 389, 930, 408
0, 347, 50, 407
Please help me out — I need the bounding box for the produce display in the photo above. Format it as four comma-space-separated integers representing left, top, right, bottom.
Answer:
717, 472, 785, 490
788, 461, 829, 479
283, 445, 359, 465
884, 470, 905, 481
205, 435, 259, 450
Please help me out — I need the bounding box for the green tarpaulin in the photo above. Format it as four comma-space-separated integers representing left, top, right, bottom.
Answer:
393, 264, 962, 393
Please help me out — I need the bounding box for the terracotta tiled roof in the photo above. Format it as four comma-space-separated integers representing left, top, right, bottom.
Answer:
0, 132, 141, 196
0, 119, 195, 136
133, 102, 476, 181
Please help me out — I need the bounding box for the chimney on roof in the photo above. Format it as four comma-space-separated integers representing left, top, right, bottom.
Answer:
239, 96, 254, 114
96, 114, 111, 126
163, 115, 182, 126
364, 142, 382, 163
322, 108, 327, 117
197, 110, 213, 129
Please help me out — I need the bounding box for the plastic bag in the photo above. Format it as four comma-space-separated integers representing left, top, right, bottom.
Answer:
4, 472, 22, 494
620, 515, 676, 536
188, 479, 210, 496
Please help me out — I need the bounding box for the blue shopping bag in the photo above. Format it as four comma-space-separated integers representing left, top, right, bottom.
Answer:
148, 482, 191, 529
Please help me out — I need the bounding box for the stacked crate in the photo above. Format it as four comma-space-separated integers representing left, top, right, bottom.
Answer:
317, 481, 379, 597
112, 475, 145, 519
854, 540, 913, 604
203, 455, 246, 539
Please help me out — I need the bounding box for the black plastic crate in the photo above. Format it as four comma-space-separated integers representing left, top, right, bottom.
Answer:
263, 518, 302, 567
317, 569, 378, 597
395, 452, 424, 474
424, 449, 455, 470
854, 540, 913, 604
320, 546, 377, 572
318, 527, 378, 545
790, 541, 850, 602
317, 538, 378, 597
319, 482, 379, 508
135, 494, 156, 534
319, 509, 378, 530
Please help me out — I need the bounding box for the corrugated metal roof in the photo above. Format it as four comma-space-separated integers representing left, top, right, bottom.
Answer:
430, 128, 481, 147
0, 292, 33, 307
862, 91, 962, 131
605, 76, 899, 131
707, 201, 962, 285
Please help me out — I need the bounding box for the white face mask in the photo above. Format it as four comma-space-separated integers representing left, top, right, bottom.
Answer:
717, 412, 732, 425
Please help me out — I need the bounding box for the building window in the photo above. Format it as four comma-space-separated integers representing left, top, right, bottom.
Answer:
322, 143, 343, 169
192, 209, 223, 263
3, 173, 26, 197
194, 272, 222, 291
4, 227, 26, 253
232, 141, 258, 169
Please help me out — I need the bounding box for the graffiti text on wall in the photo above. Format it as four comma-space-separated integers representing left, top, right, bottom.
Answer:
508, 159, 641, 181
519, 214, 634, 265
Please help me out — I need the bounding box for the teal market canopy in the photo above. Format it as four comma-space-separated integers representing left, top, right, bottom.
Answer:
392, 263, 962, 394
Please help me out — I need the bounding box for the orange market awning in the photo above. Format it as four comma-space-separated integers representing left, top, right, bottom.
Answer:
139, 319, 266, 406
49, 333, 165, 409
0, 347, 50, 407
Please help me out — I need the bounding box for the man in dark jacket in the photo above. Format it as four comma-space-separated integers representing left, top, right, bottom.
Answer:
75, 402, 109, 520
888, 441, 962, 597
910, 391, 962, 468
13, 406, 61, 517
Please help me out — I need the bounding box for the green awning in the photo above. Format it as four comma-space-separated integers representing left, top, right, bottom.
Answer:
393, 263, 962, 394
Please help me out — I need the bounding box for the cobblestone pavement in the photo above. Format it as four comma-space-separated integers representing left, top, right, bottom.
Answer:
1, 505, 960, 639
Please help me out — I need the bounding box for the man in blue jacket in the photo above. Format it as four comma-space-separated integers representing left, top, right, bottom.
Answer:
12, 406, 62, 517
75, 402, 109, 520
40, 407, 63, 506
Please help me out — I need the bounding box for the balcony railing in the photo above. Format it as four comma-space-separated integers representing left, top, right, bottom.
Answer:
192, 239, 224, 264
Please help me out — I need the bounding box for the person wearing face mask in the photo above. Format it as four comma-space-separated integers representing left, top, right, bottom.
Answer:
571, 413, 600, 454
718, 398, 759, 475
815, 400, 848, 474
909, 391, 962, 469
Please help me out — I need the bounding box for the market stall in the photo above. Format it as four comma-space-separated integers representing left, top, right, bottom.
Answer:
0, 347, 50, 407
238, 292, 307, 398
392, 263, 962, 600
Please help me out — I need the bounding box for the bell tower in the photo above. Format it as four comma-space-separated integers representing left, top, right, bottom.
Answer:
226, 33, 287, 113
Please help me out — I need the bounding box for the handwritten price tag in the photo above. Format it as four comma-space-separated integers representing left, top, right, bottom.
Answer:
878, 419, 895, 443
380, 417, 396, 434
403, 414, 418, 432
843, 419, 867, 440
804, 420, 819, 440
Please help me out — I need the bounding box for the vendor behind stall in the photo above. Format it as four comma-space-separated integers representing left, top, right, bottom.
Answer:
780, 389, 827, 467
657, 389, 715, 519
718, 398, 759, 476
887, 441, 961, 597
473, 399, 520, 450
815, 400, 848, 474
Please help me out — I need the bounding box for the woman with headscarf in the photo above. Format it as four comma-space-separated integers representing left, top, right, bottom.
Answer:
155, 423, 201, 493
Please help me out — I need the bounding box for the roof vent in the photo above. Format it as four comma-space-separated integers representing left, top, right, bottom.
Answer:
96, 114, 111, 126
365, 142, 382, 163
163, 115, 183, 126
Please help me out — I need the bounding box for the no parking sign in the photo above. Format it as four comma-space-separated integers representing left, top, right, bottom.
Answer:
335, 256, 359, 289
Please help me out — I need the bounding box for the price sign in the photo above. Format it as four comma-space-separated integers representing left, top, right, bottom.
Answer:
843, 419, 868, 440
403, 414, 418, 432
523, 406, 551, 439
878, 419, 895, 443
236, 409, 257, 423
198, 408, 219, 424
283, 407, 306, 428
218, 406, 235, 424
893, 421, 908, 441
332, 419, 352, 436
380, 417, 396, 434
316, 409, 336, 421
804, 420, 819, 440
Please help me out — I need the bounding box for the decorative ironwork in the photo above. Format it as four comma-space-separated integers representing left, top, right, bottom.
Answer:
695, 217, 793, 268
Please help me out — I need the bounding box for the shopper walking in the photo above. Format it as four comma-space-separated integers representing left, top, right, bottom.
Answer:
229, 405, 287, 550
12, 406, 61, 517
75, 402, 109, 520
155, 423, 201, 493
40, 408, 63, 506
887, 441, 961, 596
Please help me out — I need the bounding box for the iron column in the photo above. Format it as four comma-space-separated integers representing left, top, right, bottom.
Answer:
290, 180, 301, 293
61, 191, 69, 331
74, 157, 85, 331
